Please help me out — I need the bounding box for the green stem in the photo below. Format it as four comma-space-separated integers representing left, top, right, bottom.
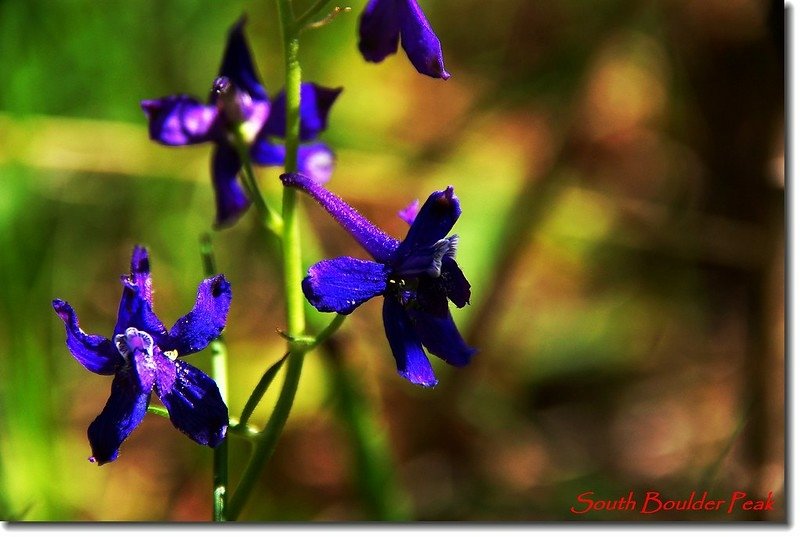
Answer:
295, 0, 334, 28
308, 314, 346, 350
226, 350, 304, 520
227, 418, 263, 440
147, 404, 259, 440
236, 352, 289, 430
279, 0, 304, 335
232, 132, 284, 235
211, 337, 229, 521
200, 234, 229, 522
227, 0, 307, 520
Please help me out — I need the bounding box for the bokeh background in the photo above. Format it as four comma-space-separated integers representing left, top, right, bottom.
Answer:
0, 0, 784, 522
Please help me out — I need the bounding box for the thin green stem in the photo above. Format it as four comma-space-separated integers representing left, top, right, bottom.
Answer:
227, 350, 304, 520
278, 0, 305, 336
236, 352, 289, 430
201, 234, 229, 522
147, 403, 259, 439
308, 314, 346, 350
210, 339, 229, 403
276, 314, 346, 348
232, 132, 284, 235
227, 418, 263, 440
295, 0, 333, 30
303, 7, 351, 32
227, 0, 307, 520
211, 337, 229, 521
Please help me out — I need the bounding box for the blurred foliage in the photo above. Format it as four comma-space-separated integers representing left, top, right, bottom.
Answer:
0, 0, 785, 522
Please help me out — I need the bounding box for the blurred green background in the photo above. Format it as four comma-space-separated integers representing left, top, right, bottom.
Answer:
0, 0, 784, 522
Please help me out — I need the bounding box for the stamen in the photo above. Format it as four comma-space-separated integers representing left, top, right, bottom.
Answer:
213, 75, 245, 125
114, 327, 155, 358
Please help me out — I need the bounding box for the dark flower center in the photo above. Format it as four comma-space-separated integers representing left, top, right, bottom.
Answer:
386, 277, 417, 305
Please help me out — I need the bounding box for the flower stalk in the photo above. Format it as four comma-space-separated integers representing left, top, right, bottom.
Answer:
200, 234, 230, 522
227, 0, 307, 520
231, 130, 283, 235
235, 353, 289, 431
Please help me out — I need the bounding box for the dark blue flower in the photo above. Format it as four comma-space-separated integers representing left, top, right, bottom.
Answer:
142, 17, 341, 227
359, 0, 450, 80
52, 246, 231, 464
281, 172, 475, 387
250, 83, 342, 185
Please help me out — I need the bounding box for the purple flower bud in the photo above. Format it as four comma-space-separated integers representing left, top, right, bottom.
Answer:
359, 0, 450, 79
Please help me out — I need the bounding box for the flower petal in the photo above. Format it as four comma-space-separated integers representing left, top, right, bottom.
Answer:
358, 0, 401, 63
408, 307, 476, 367
394, 235, 457, 278
398, 0, 450, 79
252, 141, 336, 185
299, 142, 336, 185
383, 297, 437, 387
215, 17, 269, 102
262, 83, 342, 142
281, 172, 400, 263
250, 138, 285, 167
87, 371, 151, 464
52, 299, 119, 375
414, 275, 449, 317
442, 256, 471, 308
395, 186, 460, 263
211, 143, 251, 228
153, 354, 228, 448
127, 245, 153, 303
114, 247, 167, 340
166, 275, 232, 356
141, 96, 219, 146
398, 199, 419, 225
302, 257, 388, 314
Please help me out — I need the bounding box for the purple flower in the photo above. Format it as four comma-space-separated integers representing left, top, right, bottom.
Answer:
281, 173, 475, 387
52, 246, 231, 464
142, 17, 341, 227
359, 0, 450, 80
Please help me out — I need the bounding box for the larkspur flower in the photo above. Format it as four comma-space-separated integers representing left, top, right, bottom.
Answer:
52, 246, 231, 464
358, 0, 450, 80
281, 172, 475, 387
141, 17, 341, 227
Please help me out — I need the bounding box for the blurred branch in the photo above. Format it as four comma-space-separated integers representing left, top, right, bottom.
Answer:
465, 167, 565, 350
322, 337, 412, 521
564, 186, 774, 270
0, 112, 207, 182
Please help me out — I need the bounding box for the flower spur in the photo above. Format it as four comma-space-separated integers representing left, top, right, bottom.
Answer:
281, 172, 475, 387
